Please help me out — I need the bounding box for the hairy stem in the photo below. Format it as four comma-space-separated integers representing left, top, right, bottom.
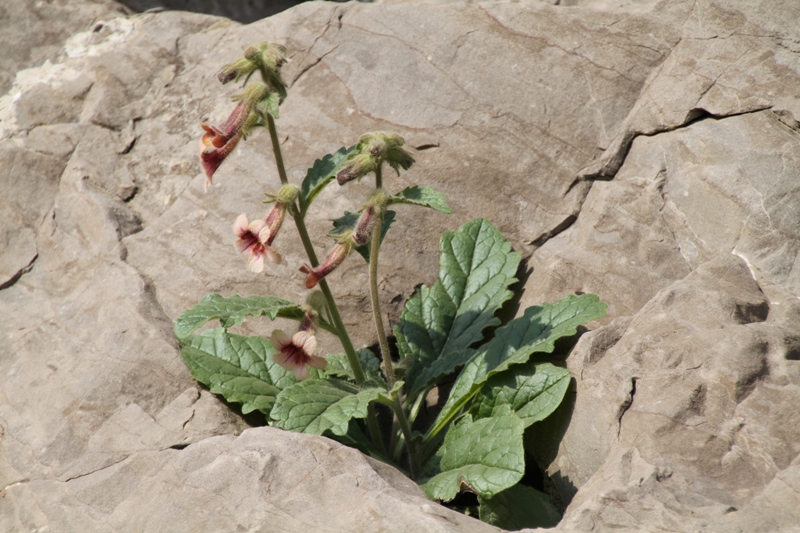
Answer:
265, 115, 385, 455
389, 398, 421, 479
266, 115, 289, 185
368, 166, 419, 476
370, 167, 395, 388
369, 213, 396, 389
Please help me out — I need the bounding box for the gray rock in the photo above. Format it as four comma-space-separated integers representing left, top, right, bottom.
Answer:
0, 0, 128, 96
1, 0, 799, 531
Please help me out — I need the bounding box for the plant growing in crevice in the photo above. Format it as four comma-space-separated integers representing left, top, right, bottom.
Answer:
176, 42, 607, 530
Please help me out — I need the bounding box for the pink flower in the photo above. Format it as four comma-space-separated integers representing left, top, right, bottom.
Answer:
299, 241, 352, 289
234, 213, 281, 272
199, 101, 251, 190
263, 201, 286, 242
352, 205, 378, 247
271, 329, 326, 380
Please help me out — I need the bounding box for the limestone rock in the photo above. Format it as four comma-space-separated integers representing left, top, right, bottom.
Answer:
1, 0, 799, 532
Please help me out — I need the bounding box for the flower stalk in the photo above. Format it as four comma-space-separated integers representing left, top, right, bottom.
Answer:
366, 166, 420, 478
260, 101, 386, 455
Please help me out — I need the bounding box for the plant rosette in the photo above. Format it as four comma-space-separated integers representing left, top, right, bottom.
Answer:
177, 41, 607, 530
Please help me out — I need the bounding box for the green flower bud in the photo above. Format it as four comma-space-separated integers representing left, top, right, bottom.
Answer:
306, 291, 327, 313
337, 132, 415, 186
336, 153, 378, 185
275, 183, 300, 206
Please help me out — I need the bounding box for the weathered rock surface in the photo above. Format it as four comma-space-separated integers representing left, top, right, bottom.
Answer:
1, 0, 799, 531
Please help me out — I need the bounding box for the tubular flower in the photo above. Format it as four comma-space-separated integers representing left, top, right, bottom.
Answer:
199, 83, 269, 190
299, 240, 354, 289
234, 213, 281, 273
271, 309, 325, 380
199, 129, 243, 190
352, 204, 378, 247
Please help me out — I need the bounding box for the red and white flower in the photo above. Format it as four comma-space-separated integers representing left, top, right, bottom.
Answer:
271, 329, 326, 380
234, 213, 281, 272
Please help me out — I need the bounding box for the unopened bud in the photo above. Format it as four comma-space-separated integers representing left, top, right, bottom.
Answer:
275, 184, 300, 206
306, 291, 327, 312
336, 153, 378, 185
237, 82, 271, 107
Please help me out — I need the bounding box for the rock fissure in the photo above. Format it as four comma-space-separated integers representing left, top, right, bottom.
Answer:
289, 9, 344, 87
617, 377, 637, 438
0, 253, 38, 291
62, 455, 131, 484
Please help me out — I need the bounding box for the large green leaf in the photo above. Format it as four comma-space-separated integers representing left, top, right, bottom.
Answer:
175, 294, 337, 339
174, 294, 308, 339
421, 407, 524, 501
301, 146, 356, 212
270, 378, 384, 436
330, 210, 396, 262
180, 328, 297, 414
395, 218, 521, 397
388, 186, 452, 214
321, 349, 385, 387
478, 484, 561, 529
471, 361, 571, 428
428, 294, 607, 440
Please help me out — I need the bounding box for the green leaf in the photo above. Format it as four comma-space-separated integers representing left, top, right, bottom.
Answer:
322, 349, 385, 387
300, 146, 356, 211
174, 294, 306, 339
270, 378, 384, 436
330, 210, 396, 262
472, 361, 571, 428
261, 92, 280, 120
421, 407, 524, 501
388, 186, 452, 214
478, 484, 561, 529
429, 294, 607, 440
395, 218, 521, 397
180, 328, 297, 414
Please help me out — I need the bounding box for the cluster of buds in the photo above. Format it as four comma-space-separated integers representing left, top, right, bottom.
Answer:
200, 43, 287, 189
336, 132, 415, 185
300, 191, 386, 288
271, 293, 327, 380
217, 42, 287, 96
233, 184, 298, 272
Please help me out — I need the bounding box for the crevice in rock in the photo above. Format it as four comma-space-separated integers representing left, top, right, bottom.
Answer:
0, 253, 38, 291
579, 104, 774, 185
2, 479, 30, 494
62, 455, 131, 483
529, 214, 577, 248
289, 9, 344, 88
291, 43, 340, 88
617, 377, 637, 438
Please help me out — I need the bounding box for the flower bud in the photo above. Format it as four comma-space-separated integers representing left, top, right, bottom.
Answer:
337, 132, 415, 187
274, 183, 300, 206
336, 153, 378, 185
299, 240, 354, 289
306, 291, 327, 313
217, 57, 257, 85
352, 205, 378, 247
217, 42, 287, 88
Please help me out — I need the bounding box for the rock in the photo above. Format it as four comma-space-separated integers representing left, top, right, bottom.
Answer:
0, 0, 128, 95
0, 0, 799, 531
118, 0, 300, 24
3, 427, 497, 533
